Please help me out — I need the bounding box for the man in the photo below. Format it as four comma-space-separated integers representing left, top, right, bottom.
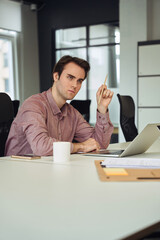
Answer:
5, 55, 114, 156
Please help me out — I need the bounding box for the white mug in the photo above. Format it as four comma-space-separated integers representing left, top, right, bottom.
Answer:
53, 142, 71, 162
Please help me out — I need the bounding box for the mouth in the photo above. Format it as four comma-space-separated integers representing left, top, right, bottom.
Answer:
68, 90, 75, 94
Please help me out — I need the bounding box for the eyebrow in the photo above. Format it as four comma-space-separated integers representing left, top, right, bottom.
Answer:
67, 73, 84, 81
67, 73, 76, 79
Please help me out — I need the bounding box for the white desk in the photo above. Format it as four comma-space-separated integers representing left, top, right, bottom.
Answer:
0, 139, 160, 240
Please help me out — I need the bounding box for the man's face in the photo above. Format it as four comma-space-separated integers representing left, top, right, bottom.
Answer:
54, 62, 85, 101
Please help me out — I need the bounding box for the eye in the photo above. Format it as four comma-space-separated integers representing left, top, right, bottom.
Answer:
67, 75, 74, 80
77, 79, 83, 84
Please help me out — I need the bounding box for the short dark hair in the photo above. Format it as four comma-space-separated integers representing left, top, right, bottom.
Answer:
53, 55, 90, 81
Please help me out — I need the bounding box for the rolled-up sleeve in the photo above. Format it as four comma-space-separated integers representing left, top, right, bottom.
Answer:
94, 111, 114, 148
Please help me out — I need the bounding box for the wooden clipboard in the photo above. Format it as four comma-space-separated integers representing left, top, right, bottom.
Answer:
95, 160, 160, 182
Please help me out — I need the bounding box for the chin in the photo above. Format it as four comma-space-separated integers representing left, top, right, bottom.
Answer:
67, 94, 76, 100
67, 97, 74, 101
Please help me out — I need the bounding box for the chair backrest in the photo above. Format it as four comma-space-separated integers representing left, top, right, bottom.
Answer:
0, 93, 14, 156
70, 99, 91, 122
12, 100, 20, 118
117, 93, 138, 141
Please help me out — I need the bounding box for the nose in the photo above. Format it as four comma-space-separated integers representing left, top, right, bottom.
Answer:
72, 79, 78, 89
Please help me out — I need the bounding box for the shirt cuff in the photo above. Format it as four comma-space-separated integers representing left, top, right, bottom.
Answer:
97, 110, 110, 125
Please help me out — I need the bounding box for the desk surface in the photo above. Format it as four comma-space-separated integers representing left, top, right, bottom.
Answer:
0, 138, 160, 240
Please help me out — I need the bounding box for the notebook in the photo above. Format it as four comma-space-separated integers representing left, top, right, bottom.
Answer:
84, 123, 160, 158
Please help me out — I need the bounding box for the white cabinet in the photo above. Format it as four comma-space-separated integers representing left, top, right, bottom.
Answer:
139, 44, 160, 76
138, 41, 160, 132
138, 77, 160, 107
138, 109, 160, 132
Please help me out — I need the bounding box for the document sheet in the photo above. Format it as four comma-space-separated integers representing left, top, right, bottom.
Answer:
101, 157, 160, 168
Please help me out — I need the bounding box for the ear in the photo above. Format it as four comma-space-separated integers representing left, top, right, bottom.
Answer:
53, 72, 59, 82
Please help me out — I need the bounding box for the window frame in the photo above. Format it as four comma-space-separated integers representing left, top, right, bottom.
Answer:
0, 30, 19, 100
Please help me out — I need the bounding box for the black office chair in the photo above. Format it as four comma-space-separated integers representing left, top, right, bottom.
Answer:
117, 93, 138, 142
0, 93, 14, 156
12, 100, 20, 118
70, 99, 91, 122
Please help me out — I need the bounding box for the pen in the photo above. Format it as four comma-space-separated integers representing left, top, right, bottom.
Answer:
137, 177, 160, 180
98, 74, 108, 104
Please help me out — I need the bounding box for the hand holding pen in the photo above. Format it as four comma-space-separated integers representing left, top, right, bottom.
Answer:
96, 74, 114, 114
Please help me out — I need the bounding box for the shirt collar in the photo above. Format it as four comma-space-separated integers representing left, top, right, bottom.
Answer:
46, 88, 68, 117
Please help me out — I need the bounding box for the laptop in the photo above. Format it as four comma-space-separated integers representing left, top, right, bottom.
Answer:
83, 123, 160, 158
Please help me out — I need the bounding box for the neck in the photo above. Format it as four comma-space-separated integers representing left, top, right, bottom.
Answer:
51, 85, 66, 109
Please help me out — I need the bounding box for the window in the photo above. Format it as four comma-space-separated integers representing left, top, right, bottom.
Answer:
4, 78, 9, 92
0, 29, 19, 100
3, 52, 8, 67
53, 23, 120, 125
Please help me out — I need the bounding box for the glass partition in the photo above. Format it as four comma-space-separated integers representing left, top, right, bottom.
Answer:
89, 24, 120, 45
88, 45, 120, 125
56, 27, 86, 49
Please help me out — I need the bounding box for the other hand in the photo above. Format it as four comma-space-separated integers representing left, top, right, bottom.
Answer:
72, 138, 100, 153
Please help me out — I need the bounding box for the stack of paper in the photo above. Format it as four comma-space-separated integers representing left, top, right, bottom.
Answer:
101, 157, 160, 169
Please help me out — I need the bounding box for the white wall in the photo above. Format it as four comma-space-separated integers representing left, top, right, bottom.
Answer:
119, 0, 147, 142
0, 0, 21, 32
0, 0, 40, 103
147, 0, 160, 40
19, 4, 40, 102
